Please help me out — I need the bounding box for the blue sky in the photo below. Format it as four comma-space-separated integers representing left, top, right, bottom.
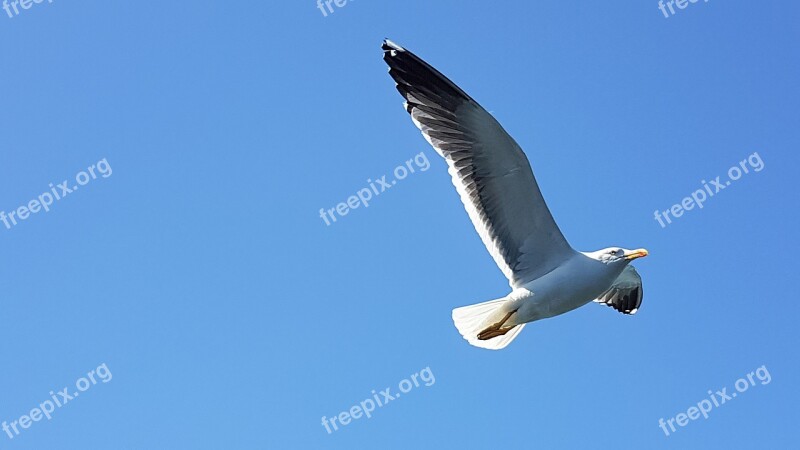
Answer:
1, 0, 798, 448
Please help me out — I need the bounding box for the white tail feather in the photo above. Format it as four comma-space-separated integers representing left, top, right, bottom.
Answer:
451, 298, 526, 350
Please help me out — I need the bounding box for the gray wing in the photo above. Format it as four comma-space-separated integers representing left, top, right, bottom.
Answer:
594, 266, 644, 315
382, 40, 575, 288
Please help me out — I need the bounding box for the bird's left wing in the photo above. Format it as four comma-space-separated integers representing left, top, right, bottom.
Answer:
594, 266, 643, 315
382, 39, 576, 288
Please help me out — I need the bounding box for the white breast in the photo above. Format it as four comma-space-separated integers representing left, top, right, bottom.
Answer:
515, 254, 622, 322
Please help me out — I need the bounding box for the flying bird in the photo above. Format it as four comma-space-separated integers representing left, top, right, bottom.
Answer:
382, 39, 649, 350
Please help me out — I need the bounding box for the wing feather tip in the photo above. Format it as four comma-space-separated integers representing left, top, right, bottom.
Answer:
382, 39, 404, 53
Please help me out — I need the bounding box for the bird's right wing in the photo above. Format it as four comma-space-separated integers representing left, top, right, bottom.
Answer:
382, 40, 575, 288
594, 266, 644, 315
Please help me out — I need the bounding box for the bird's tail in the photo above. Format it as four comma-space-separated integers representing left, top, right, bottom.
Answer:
451, 298, 526, 350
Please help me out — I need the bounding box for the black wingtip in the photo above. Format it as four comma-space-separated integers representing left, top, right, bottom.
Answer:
381, 38, 479, 115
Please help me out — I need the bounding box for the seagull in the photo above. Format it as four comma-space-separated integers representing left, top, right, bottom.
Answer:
382, 39, 649, 350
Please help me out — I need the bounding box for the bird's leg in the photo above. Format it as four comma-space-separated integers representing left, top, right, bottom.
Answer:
477, 310, 517, 340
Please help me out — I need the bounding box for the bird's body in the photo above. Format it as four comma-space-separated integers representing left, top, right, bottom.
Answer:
500, 248, 646, 323
514, 253, 626, 324
382, 39, 649, 350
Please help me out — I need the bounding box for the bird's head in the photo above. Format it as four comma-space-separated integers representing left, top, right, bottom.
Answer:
586, 247, 649, 265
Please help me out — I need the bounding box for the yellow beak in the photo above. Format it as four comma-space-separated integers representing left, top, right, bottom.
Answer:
625, 249, 649, 260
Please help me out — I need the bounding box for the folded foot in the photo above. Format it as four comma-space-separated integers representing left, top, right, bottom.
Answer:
477, 310, 517, 340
